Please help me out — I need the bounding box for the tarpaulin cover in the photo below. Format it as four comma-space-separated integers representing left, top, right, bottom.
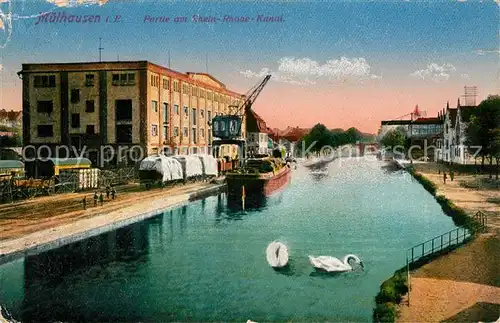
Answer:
172, 155, 203, 178
139, 155, 183, 182
165, 157, 184, 180
193, 154, 218, 176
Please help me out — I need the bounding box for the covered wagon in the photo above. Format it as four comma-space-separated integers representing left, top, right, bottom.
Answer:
193, 154, 218, 177
138, 155, 183, 187
171, 155, 203, 181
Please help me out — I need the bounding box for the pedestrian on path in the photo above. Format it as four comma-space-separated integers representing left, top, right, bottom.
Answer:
106, 186, 110, 199
111, 187, 116, 200
93, 191, 98, 206
450, 170, 454, 181
82, 196, 86, 210
99, 192, 104, 206
443, 172, 447, 184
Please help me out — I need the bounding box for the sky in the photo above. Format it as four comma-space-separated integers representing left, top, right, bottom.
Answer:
0, 0, 498, 133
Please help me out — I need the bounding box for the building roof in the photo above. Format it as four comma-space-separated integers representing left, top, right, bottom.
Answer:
0, 109, 22, 122
282, 127, 310, 142
413, 117, 443, 124
381, 120, 412, 126
20, 61, 243, 97
247, 109, 268, 133
186, 72, 227, 89
0, 160, 24, 169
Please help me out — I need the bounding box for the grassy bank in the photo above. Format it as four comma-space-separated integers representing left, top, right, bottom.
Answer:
373, 163, 483, 322
406, 166, 482, 232
373, 268, 408, 322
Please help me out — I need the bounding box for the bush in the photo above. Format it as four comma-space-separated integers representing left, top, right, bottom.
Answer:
373, 268, 408, 322
373, 303, 397, 323
411, 171, 437, 195
435, 194, 478, 230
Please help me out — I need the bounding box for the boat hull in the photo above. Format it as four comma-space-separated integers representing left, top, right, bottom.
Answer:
226, 166, 291, 200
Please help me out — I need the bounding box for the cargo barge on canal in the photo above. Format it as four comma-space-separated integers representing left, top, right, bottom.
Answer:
226, 157, 291, 199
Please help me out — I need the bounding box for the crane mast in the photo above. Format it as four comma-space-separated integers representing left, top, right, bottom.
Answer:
235, 74, 272, 116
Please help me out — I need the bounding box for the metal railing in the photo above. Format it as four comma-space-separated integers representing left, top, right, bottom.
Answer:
406, 211, 487, 267
405, 211, 487, 305
407, 226, 472, 266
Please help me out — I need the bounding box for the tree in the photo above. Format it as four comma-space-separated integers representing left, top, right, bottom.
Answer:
0, 135, 22, 147
298, 124, 373, 156
380, 127, 407, 149
303, 123, 332, 153
466, 95, 500, 178
491, 128, 500, 180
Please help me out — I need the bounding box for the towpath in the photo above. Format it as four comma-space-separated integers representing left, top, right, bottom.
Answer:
397, 163, 499, 322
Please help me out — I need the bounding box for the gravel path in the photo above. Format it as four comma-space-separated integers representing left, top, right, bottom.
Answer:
397, 164, 500, 322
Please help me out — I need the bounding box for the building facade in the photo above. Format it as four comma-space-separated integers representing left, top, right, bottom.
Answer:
436, 99, 477, 164
245, 109, 269, 155
19, 61, 245, 165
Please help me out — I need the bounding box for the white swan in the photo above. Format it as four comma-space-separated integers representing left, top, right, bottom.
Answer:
266, 241, 289, 268
308, 254, 363, 272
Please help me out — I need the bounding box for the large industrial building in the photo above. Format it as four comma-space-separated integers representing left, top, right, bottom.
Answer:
18, 61, 245, 166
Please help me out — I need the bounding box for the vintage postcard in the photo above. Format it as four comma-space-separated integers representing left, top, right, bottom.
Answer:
0, 0, 499, 322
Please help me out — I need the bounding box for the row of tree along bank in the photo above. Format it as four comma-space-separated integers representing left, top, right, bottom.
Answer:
296, 124, 375, 154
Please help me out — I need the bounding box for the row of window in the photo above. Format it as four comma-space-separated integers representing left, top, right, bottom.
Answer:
36, 124, 96, 137
112, 73, 136, 86
37, 122, 210, 143
152, 101, 218, 122
151, 125, 208, 141
34, 74, 239, 106
37, 100, 95, 113
37, 99, 220, 124
150, 75, 239, 104
35, 74, 97, 88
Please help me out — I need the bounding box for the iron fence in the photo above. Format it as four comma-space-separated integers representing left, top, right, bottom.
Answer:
0, 167, 139, 204
406, 211, 487, 267
405, 211, 487, 305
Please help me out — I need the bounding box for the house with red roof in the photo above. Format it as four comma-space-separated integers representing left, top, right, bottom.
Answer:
245, 109, 271, 156
0, 109, 22, 129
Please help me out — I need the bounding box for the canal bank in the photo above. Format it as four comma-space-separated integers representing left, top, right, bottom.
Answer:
0, 182, 225, 265
384, 160, 499, 323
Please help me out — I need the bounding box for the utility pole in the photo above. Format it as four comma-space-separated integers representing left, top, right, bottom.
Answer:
168, 49, 171, 68
98, 37, 104, 62
205, 53, 208, 73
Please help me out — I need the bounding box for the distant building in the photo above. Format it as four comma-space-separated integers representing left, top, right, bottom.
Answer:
246, 109, 269, 155
0, 109, 22, 129
436, 99, 477, 164
18, 61, 245, 165
268, 126, 310, 157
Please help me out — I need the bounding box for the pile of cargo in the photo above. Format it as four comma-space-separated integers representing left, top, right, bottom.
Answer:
138, 154, 218, 187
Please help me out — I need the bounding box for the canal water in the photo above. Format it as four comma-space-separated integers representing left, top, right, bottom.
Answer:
0, 158, 458, 322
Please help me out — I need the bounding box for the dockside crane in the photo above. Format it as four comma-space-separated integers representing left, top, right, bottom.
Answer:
210, 74, 271, 160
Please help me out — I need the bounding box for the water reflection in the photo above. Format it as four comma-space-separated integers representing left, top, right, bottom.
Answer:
19, 222, 150, 322
226, 194, 268, 211
308, 166, 329, 182
272, 258, 297, 277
